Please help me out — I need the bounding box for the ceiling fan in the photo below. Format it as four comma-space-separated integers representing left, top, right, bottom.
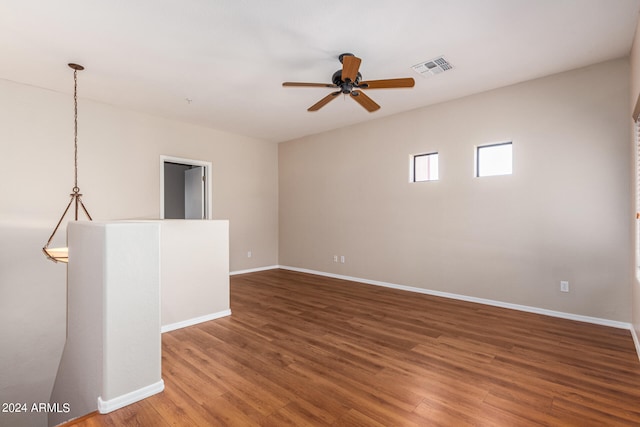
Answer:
283, 53, 415, 112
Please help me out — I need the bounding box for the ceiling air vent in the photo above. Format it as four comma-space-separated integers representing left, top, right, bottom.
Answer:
412, 56, 453, 77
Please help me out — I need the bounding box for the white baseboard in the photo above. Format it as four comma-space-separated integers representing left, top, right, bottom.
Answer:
631, 326, 640, 363
97, 379, 164, 414
230, 265, 280, 276
161, 309, 232, 333
278, 265, 633, 330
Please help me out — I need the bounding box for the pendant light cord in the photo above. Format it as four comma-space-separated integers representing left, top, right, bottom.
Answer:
73, 68, 79, 193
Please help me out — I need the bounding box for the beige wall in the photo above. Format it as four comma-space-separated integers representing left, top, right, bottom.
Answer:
158, 220, 230, 329
280, 58, 631, 322
630, 17, 640, 345
0, 78, 278, 427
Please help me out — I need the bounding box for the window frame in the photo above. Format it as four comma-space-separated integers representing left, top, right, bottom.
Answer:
475, 141, 513, 178
635, 120, 640, 278
410, 151, 439, 183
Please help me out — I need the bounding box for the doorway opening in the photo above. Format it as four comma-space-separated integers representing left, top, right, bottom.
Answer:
160, 155, 212, 219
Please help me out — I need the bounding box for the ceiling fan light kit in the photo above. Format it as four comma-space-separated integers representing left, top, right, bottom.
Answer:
283, 53, 415, 113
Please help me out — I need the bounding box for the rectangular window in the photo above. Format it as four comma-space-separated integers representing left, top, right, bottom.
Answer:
476, 142, 512, 177
411, 152, 438, 182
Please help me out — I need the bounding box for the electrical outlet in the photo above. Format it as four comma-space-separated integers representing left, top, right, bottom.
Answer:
560, 281, 569, 293
247, 251, 252, 258
340, 255, 345, 264
333, 255, 338, 263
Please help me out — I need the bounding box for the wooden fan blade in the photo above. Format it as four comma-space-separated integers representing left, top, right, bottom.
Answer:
283, 82, 337, 88
358, 78, 415, 89
308, 91, 341, 111
342, 55, 361, 83
350, 90, 380, 112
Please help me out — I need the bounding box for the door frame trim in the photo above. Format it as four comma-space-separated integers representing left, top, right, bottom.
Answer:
160, 155, 212, 219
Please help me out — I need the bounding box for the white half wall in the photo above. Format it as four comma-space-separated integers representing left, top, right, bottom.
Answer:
150, 220, 230, 330
48, 221, 162, 426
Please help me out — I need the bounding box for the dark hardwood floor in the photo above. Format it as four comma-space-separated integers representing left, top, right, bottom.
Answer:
72, 269, 640, 426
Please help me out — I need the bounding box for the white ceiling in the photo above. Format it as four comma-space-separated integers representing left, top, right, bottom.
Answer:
1, 0, 639, 142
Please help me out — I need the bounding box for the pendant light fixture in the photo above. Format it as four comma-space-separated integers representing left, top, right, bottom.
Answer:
42, 63, 93, 263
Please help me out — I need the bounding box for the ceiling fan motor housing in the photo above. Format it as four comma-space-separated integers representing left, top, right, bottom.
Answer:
332, 70, 362, 93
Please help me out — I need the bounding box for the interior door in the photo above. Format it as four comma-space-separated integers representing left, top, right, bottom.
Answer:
184, 166, 205, 219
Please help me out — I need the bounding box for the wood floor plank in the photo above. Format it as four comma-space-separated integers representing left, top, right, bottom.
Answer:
332, 408, 389, 427
261, 399, 337, 427
69, 269, 640, 426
